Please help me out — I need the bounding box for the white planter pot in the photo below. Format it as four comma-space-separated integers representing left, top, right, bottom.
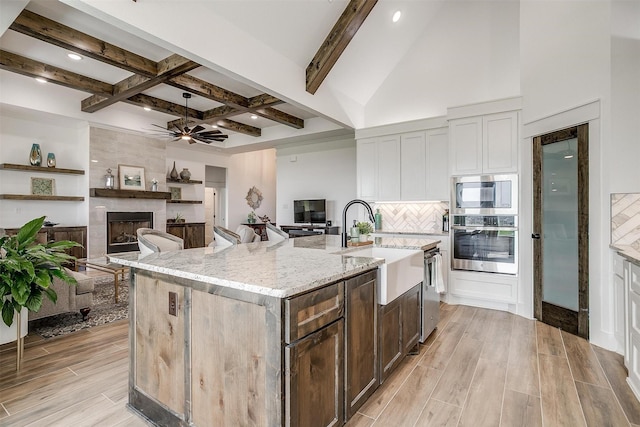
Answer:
359, 235, 369, 243
0, 308, 28, 345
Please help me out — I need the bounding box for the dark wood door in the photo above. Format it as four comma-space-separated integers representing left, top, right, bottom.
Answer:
379, 298, 402, 383
285, 319, 344, 427
345, 270, 378, 420
401, 284, 421, 355
533, 124, 589, 339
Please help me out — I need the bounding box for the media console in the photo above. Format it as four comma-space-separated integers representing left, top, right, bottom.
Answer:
280, 224, 340, 238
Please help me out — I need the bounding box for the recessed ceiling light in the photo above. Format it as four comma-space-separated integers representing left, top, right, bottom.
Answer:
35, 77, 47, 83
251, 114, 258, 120
91, 159, 99, 163
211, 124, 218, 128
143, 107, 151, 111
67, 53, 82, 61
564, 153, 574, 159
392, 10, 402, 23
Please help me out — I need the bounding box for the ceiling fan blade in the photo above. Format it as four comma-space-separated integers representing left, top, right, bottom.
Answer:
191, 125, 206, 134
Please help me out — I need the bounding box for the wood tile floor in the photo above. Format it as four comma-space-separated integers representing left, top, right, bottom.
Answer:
1, 303, 639, 426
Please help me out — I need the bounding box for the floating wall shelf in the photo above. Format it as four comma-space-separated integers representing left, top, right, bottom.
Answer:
167, 200, 203, 204
0, 194, 85, 201
166, 179, 203, 185
0, 163, 85, 175
90, 188, 171, 200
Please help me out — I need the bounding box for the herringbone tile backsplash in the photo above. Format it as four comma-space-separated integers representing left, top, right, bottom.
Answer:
373, 202, 449, 234
611, 193, 640, 250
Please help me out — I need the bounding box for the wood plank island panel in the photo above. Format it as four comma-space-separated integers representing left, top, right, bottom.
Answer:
90, 188, 170, 199
0, 163, 85, 175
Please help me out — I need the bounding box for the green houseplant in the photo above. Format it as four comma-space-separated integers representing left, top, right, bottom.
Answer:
1, 216, 79, 327
356, 222, 374, 242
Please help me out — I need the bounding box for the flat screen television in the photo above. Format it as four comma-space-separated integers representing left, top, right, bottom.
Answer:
294, 199, 327, 224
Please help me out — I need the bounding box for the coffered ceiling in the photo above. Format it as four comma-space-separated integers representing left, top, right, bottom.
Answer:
0, 0, 436, 153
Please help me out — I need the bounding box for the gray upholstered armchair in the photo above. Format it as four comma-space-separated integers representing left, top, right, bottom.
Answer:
137, 228, 184, 256
28, 268, 94, 321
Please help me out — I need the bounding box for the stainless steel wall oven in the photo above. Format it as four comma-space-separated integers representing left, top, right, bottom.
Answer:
451, 215, 518, 275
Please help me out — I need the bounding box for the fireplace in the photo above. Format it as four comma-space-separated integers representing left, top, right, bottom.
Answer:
106, 212, 153, 253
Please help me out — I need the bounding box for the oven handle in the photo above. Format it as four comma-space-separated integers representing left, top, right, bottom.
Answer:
451, 226, 518, 232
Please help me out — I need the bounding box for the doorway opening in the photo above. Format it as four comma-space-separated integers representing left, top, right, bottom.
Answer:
533, 124, 589, 338
205, 166, 227, 245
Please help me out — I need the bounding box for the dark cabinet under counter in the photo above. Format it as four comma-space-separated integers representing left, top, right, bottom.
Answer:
165, 222, 205, 248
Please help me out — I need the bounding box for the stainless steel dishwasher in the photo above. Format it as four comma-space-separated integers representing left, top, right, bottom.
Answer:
421, 247, 441, 342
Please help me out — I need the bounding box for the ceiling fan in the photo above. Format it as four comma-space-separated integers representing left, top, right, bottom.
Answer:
150, 93, 229, 144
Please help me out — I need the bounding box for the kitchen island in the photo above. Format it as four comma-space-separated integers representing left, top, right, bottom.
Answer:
109, 234, 440, 426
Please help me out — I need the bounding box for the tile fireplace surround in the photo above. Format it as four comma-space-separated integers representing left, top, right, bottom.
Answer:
88, 128, 167, 258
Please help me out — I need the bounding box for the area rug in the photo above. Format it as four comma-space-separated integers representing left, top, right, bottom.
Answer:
28, 275, 129, 339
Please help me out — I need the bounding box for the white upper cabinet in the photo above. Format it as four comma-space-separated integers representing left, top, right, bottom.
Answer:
450, 110, 519, 176
483, 111, 519, 173
357, 138, 378, 201
400, 132, 427, 201
425, 128, 449, 201
449, 117, 482, 175
357, 127, 449, 202
377, 136, 401, 201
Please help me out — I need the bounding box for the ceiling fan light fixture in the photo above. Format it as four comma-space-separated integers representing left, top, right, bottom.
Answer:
149, 92, 229, 146
67, 53, 82, 61
35, 77, 47, 83
392, 10, 402, 23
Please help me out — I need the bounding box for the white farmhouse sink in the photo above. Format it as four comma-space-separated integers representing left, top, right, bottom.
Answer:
345, 248, 424, 305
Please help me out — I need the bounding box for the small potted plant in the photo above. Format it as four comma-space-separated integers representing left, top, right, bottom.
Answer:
356, 221, 374, 242
174, 212, 185, 223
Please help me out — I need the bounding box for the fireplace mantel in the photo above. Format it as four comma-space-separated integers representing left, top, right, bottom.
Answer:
90, 188, 171, 200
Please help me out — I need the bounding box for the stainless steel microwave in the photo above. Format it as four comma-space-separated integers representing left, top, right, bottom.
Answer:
451, 174, 518, 215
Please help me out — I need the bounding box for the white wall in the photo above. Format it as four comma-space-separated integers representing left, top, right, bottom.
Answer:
227, 149, 277, 231
0, 107, 89, 228
276, 139, 358, 232
364, 0, 521, 127
519, 0, 624, 351
610, 0, 640, 193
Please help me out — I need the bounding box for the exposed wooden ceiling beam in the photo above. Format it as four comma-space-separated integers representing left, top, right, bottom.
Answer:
0, 50, 113, 96
255, 107, 304, 129
81, 55, 200, 113
10, 10, 157, 77
305, 0, 377, 94
167, 74, 248, 109
124, 94, 203, 120
214, 119, 261, 138
248, 94, 284, 109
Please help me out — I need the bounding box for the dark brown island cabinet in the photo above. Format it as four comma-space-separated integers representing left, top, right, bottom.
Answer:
379, 283, 421, 383
165, 222, 205, 249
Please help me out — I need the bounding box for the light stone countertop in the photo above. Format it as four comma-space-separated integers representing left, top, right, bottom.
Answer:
611, 244, 640, 266
374, 229, 449, 237
108, 234, 443, 298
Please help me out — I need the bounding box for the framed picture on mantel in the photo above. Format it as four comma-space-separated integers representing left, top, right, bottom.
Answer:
118, 164, 146, 191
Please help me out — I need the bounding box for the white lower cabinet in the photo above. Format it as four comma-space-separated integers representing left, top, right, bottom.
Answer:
624, 259, 640, 399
